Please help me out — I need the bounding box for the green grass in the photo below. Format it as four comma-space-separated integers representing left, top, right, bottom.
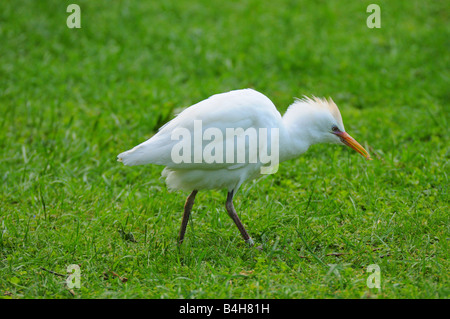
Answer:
0, 0, 448, 298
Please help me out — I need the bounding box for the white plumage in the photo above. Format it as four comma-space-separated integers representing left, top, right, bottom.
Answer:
119, 89, 283, 192
118, 88, 370, 246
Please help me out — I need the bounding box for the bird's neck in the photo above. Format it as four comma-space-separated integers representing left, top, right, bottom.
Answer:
279, 111, 320, 162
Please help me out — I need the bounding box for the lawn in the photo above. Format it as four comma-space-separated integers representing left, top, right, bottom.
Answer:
0, 0, 448, 299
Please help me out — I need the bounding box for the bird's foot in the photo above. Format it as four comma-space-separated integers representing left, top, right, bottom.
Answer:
245, 238, 255, 247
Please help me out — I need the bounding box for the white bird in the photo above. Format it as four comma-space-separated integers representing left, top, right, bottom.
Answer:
118, 89, 371, 246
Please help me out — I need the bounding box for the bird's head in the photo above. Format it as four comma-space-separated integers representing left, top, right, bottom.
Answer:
285, 96, 372, 160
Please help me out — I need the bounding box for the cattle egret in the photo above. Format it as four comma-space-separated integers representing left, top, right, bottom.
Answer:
118, 89, 371, 246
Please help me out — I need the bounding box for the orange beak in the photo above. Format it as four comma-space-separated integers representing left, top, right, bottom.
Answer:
334, 131, 372, 160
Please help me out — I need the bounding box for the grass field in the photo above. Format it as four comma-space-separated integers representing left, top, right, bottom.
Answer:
0, 0, 448, 299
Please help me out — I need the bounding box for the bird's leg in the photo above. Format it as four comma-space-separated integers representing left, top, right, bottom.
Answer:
178, 190, 198, 244
225, 191, 254, 246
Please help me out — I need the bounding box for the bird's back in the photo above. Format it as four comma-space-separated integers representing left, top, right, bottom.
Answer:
118, 89, 282, 168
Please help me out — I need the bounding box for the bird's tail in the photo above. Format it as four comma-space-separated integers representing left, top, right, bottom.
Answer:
117, 150, 131, 165
117, 138, 167, 166
117, 148, 147, 166
118, 134, 175, 166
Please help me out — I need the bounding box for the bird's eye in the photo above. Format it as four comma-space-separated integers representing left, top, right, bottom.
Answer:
331, 126, 339, 132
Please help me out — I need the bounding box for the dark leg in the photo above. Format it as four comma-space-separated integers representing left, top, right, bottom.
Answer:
225, 190, 254, 246
178, 190, 198, 244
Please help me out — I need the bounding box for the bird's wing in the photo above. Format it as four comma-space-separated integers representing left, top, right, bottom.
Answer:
117, 89, 283, 170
